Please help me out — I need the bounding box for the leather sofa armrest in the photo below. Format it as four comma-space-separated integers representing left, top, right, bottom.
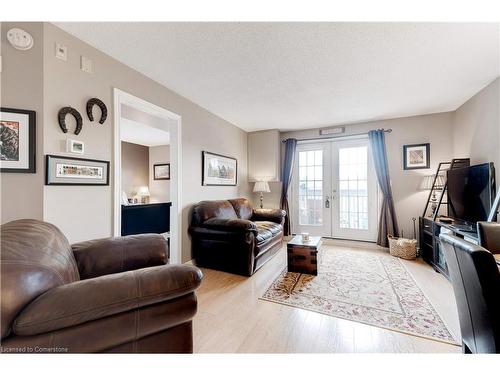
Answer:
72, 234, 168, 279
199, 218, 258, 233
477, 221, 500, 254
13, 264, 203, 336
252, 208, 286, 224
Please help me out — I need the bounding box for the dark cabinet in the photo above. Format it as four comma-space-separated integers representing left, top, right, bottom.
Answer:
419, 216, 479, 280
121, 202, 171, 236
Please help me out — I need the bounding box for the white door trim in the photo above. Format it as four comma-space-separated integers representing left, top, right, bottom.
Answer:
113, 88, 183, 264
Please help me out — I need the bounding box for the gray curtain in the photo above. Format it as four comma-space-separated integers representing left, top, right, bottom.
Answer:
280, 138, 297, 236
368, 130, 399, 247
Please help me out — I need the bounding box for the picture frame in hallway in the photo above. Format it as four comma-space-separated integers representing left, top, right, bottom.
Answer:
403, 143, 430, 170
45, 154, 109, 185
154, 163, 170, 180
0, 107, 36, 173
202, 151, 237, 186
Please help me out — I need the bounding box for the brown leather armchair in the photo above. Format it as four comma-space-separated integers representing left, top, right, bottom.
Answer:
1, 219, 202, 353
189, 198, 286, 276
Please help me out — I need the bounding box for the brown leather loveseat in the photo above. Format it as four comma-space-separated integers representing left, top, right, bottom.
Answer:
189, 198, 286, 276
1, 219, 202, 353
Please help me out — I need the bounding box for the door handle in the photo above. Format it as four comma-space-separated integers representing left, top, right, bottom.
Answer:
325, 196, 331, 209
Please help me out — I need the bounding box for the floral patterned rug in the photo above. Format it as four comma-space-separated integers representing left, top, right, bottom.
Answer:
261, 247, 458, 345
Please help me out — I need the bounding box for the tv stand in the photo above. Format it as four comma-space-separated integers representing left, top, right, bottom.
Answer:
450, 223, 475, 232
419, 217, 479, 279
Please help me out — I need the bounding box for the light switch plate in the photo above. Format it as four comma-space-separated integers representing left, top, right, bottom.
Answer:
55, 43, 67, 61
80, 55, 93, 73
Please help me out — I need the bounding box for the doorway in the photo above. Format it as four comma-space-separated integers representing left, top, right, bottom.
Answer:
113, 89, 182, 264
291, 137, 379, 241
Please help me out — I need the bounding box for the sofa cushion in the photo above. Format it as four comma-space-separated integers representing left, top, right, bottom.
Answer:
191, 200, 237, 225
228, 198, 253, 220
255, 221, 283, 245
256, 228, 273, 243
255, 221, 283, 236
202, 218, 257, 233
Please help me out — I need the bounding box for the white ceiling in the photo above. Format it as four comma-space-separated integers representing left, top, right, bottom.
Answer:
120, 104, 170, 147
57, 22, 500, 132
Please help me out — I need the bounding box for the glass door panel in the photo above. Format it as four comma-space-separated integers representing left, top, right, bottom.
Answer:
332, 139, 378, 241
292, 143, 332, 237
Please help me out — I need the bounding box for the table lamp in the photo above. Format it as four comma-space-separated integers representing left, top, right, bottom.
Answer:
137, 186, 150, 204
253, 181, 270, 209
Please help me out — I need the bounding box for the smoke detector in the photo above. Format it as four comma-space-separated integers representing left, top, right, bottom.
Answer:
7, 28, 34, 51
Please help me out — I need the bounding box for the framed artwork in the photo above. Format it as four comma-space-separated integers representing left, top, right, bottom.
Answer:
45, 154, 109, 185
66, 139, 85, 155
202, 151, 237, 186
154, 163, 170, 180
0, 107, 36, 173
403, 143, 430, 170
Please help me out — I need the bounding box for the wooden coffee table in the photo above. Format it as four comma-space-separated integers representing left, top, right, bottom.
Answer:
287, 236, 322, 275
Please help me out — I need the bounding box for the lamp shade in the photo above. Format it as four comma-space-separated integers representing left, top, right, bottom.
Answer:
435, 174, 445, 189
421, 174, 445, 190
137, 186, 150, 196
253, 181, 270, 193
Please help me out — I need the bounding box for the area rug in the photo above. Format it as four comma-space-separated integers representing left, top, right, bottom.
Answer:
260, 247, 458, 345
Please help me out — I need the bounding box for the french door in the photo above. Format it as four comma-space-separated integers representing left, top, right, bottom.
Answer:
292, 138, 379, 241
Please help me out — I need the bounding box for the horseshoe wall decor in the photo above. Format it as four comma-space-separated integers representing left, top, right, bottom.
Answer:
58, 107, 83, 135
86, 98, 107, 124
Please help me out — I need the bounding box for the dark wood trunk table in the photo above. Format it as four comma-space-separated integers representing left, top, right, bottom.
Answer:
287, 236, 322, 275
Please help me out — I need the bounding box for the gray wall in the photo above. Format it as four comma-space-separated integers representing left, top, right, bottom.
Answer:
121, 141, 149, 199
272, 112, 455, 239
42, 23, 250, 260
1, 22, 44, 223
149, 145, 170, 203
0, 22, 250, 262
453, 77, 500, 170
452, 77, 500, 222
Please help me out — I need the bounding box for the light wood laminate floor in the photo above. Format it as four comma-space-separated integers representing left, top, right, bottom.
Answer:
193, 240, 462, 353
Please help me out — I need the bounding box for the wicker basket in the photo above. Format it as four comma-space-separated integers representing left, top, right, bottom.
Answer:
388, 235, 417, 260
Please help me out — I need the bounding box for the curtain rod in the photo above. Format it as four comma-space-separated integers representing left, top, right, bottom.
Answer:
281, 128, 392, 143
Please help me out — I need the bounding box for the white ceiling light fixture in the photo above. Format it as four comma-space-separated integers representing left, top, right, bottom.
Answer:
7, 28, 34, 51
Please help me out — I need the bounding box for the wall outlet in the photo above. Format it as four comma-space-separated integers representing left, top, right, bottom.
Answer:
80, 55, 93, 73
55, 43, 67, 61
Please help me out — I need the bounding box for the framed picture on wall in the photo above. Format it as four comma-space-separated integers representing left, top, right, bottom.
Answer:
45, 155, 110, 185
403, 143, 430, 170
0, 107, 36, 173
202, 151, 237, 186
66, 139, 85, 155
154, 163, 170, 180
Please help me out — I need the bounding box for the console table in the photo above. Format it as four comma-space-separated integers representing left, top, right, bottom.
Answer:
121, 202, 171, 236
419, 217, 479, 279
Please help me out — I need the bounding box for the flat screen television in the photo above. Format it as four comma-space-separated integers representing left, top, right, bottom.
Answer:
447, 162, 496, 225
